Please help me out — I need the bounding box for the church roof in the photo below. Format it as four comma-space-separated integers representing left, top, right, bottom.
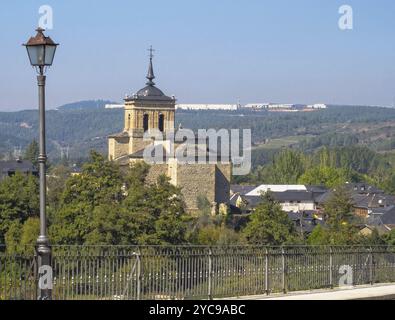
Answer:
125, 47, 174, 102
129, 142, 232, 163
108, 131, 129, 139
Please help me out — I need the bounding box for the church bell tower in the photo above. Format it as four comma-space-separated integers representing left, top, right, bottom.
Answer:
109, 47, 176, 160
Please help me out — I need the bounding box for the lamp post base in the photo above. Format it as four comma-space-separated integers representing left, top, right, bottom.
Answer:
36, 236, 52, 300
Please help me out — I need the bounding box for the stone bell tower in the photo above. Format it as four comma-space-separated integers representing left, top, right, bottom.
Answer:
109, 47, 176, 161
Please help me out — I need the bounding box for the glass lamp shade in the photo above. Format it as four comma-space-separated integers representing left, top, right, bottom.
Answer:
26, 43, 57, 67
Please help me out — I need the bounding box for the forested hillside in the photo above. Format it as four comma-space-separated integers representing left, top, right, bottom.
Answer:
1, 103, 395, 163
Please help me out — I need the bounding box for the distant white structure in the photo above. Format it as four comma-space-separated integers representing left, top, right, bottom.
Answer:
268, 103, 298, 110
243, 103, 327, 111
306, 103, 327, 109
243, 103, 300, 110
244, 103, 270, 109
105, 104, 124, 109
176, 104, 239, 111
246, 185, 307, 197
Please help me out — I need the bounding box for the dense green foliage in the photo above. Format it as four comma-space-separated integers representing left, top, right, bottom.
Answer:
243, 193, 297, 245
48, 151, 189, 245
23, 140, 39, 166
307, 187, 362, 245
0, 151, 394, 250
0, 172, 39, 244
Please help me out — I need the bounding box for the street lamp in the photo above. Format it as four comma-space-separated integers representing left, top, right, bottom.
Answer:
23, 28, 58, 300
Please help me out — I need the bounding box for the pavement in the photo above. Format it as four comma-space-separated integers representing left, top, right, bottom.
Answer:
222, 284, 395, 300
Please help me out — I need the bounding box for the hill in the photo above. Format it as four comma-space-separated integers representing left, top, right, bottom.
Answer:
56, 100, 118, 111
0, 103, 395, 163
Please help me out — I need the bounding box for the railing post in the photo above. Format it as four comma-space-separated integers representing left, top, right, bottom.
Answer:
208, 248, 213, 300
136, 250, 141, 300
33, 246, 39, 300
265, 248, 269, 295
369, 247, 373, 286
282, 247, 287, 294
329, 247, 333, 289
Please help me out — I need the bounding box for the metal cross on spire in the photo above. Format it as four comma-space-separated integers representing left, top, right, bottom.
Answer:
146, 45, 156, 86
148, 45, 155, 60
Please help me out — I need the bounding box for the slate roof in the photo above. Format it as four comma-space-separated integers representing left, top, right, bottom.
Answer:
368, 205, 395, 229
352, 193, 395, 209
230, 185, 256, 195
345, 183, 384, 194
306, 185, 327, 193
271, 191, 315, 202
129, 143, 231, 162
0, 160, 37, 174
381, 206, 395, 225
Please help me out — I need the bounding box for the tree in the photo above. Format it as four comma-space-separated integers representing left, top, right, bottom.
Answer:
308, 187, 361, 245
24, 140, 39, 166
49, 151, 124, 245
243, 193, 296, 245
384, 229, 395, 246
298, 166, 350, 188
196, 225, 244, 246
196, 195, 212, 216
0, 172, 39, 244
262, 150, 305, 184
323, 186, 354, 229
381, 173, 395, 194
47, 165, 71, 213
49, 152, 189, 246
122, 174, 189, 245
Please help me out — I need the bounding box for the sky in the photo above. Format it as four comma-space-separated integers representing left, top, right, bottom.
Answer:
1, 0, 395, 111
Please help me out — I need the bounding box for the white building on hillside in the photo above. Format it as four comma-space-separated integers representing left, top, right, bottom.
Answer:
105, 104, 124, 109
244, 103, 270, 109
306, 104, 327, 109
176, 104, 239, 111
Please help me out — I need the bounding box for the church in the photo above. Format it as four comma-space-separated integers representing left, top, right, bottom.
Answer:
108, 49, 231, 214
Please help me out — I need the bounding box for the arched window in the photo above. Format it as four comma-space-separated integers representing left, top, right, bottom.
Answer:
143, 114, 149, 132
159, 114, 165, 132
127, 114, 131, 129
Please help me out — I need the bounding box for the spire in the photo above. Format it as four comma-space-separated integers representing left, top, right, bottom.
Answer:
146, 46, 155, 86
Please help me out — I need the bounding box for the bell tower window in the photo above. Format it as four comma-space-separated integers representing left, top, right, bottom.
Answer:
159, 114, 165, 132
143, 114, 149, 132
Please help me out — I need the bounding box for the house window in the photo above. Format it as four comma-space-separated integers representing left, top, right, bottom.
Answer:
143, 114, 149, 132
159, 114, 165, 132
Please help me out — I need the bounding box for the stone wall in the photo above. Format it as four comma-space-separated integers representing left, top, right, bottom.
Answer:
108, 136, 129, 161
145, 162, 231, 213
129, 136, 152, 155
215, 163, 232, 204
175, 163, 217, 211
145, 163, 169, 184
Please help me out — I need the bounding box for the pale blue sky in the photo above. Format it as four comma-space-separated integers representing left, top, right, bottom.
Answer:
1, 0, 395, 110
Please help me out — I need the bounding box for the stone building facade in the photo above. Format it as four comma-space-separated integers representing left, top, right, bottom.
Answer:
108, 51, 231, 213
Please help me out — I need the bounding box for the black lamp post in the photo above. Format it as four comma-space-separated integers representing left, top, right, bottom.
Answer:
23, 28, 58, 300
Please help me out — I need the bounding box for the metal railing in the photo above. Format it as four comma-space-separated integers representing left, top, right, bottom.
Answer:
1, 245, 395, 300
